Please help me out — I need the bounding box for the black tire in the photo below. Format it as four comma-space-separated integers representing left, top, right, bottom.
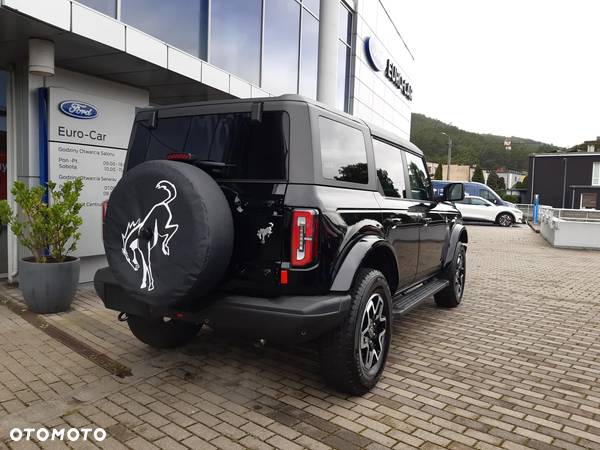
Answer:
104, 160, 233, 307
496, 212, 514, 227
320, 269, 392, 395
434, 244, 466, 308
127, 315, 202, 348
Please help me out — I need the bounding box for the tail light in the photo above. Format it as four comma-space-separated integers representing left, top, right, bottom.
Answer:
167, 152, 193, 161
101, 200, 108, 224
291, 209, 318, 267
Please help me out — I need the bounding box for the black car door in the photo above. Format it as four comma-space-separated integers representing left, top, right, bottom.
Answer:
403, 151, 450, 280
372, 139, 420, 291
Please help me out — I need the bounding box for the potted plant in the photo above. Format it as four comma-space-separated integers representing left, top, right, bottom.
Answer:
0, 179, 83, 313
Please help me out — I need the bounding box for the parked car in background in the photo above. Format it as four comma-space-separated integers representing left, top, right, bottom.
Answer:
455, 196, 523, 227
433, 181, 514, 207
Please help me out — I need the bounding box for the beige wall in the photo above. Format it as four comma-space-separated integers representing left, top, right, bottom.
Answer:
427, 163, 475, 182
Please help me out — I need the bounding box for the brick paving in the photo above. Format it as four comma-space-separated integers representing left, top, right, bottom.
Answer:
0, 224, 599, 449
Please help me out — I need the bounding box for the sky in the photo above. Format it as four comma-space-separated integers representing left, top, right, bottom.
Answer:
383, 0, 599, 148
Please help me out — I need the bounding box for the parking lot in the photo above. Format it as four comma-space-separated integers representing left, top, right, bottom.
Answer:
1, 224, 600, 449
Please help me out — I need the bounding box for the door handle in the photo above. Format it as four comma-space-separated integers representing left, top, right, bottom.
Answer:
422, 217, 433, 226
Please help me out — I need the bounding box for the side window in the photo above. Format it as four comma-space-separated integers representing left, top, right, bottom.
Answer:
404, 152, 431, 200
479, 189, 495, 201
373, 139, 406, 198
465, 184, 478, 196
471, 198, 487, 205
319, 117, 368, 184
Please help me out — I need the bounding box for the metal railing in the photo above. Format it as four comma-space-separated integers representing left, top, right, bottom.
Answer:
516, 204, 600, 223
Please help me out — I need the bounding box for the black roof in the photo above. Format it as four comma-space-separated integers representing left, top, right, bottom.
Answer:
137, 94, 423, 156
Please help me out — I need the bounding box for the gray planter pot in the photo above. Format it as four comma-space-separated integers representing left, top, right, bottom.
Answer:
19, 257, 80, 314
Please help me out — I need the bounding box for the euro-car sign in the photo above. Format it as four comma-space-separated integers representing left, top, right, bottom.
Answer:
49, 88, 135, 257
365, 36, 413, 102
59, 100, 99, 120
365, 37, 385, 72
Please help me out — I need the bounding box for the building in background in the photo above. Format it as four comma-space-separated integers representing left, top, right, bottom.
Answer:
0, 0, 415, 281
495, 169, 526, 189
527, 153, 600, 209
583, 137, 600, 153
426, 163, 481, 182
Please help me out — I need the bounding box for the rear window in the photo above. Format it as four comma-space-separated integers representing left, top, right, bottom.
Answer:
126, 111, 289, 180
319, 117, 368, 184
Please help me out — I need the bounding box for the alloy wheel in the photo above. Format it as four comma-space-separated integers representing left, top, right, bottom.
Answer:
359, 293, 388, 372
454, 252, 465, 298
499, 214, 513, 227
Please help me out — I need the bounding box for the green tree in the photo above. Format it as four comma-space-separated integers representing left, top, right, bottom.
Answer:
498, 176, 506, 191
486, 170, 501, 192
0, 179, 83, 262
471, 165, 485, 183
410, 113, 565, 171
433, 164, 443, 180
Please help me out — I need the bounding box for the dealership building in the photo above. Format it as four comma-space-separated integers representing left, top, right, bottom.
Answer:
0, 0, 415, 281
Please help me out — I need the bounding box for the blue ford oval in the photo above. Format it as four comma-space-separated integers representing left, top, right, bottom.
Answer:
59, 100, 99, 120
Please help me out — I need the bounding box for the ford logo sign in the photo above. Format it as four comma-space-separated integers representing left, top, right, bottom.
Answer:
58, 100, 99, 120
365, 37, 385, 72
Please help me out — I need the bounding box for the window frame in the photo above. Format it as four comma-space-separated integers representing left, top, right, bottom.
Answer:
402, 150, 434, 202
312, 110, 376, 191
592, 161, 600, 186
372, 137, 408, 200
124, 101, 291, 182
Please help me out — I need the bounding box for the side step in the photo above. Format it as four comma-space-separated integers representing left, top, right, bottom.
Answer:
392, 279, 449, 316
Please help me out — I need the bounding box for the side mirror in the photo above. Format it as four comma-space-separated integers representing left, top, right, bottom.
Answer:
442, 183, 464, 202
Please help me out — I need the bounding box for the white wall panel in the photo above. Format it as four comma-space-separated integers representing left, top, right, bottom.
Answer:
201, 62, 229, 93
168, 47, 202, 82
351, 0, 415, 139
72, 3, 125, 51
230, 76, 252, 98
126, 27, 167, 68
3, 0, 70, 30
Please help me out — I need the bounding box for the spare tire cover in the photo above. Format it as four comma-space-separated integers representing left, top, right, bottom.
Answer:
104, 160, 233, 306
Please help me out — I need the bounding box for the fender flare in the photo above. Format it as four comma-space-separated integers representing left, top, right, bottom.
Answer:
443, 223, 468, 267
330, 236, 398, 292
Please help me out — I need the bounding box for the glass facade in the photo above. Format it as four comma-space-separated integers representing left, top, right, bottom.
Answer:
262, 0, 300, 95
337, 2, 352, 112
210, 0, 262, 85
122, 0, 208, 59
76, 0, 117, 17
303, 0, 320, 17
299, 9, 319, 99
74, 0, 352, 110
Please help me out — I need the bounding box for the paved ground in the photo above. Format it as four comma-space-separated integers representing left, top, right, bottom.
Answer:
0, 225, 600, 449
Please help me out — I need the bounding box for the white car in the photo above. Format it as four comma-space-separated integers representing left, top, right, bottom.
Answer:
455, 196, 523, 227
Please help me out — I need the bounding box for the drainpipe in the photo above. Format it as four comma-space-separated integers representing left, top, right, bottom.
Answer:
317, 0, 339, 107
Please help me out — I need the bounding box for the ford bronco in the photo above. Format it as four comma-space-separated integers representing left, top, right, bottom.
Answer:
95, 95, 467, 394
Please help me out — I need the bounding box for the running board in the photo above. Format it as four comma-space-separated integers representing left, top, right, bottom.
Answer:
392, 279, 449, 316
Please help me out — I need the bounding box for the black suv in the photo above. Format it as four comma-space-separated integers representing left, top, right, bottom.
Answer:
95, 95, 467, 395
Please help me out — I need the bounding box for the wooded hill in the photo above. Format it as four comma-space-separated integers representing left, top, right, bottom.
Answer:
410, 113, 565, 171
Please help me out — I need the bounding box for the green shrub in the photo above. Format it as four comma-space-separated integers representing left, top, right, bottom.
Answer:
0, 179, 84, 263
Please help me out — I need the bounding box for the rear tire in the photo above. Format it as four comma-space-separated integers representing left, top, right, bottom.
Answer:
496, 212, 514, 227
127, 315, 202, 348
320, 269, 392, 395
434, 244, 466, 308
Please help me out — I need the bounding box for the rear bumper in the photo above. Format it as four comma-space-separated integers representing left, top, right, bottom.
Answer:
94, 267, 351, 343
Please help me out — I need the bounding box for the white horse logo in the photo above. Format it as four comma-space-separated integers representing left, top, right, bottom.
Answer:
121, 180, 179, 291
257, 222, 274, 244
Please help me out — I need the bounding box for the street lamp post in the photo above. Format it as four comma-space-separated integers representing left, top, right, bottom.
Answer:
441, 132, 452, 180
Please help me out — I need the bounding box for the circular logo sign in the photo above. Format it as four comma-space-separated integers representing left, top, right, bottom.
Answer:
58, 100, 99, 120
365, 37, 385, 72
